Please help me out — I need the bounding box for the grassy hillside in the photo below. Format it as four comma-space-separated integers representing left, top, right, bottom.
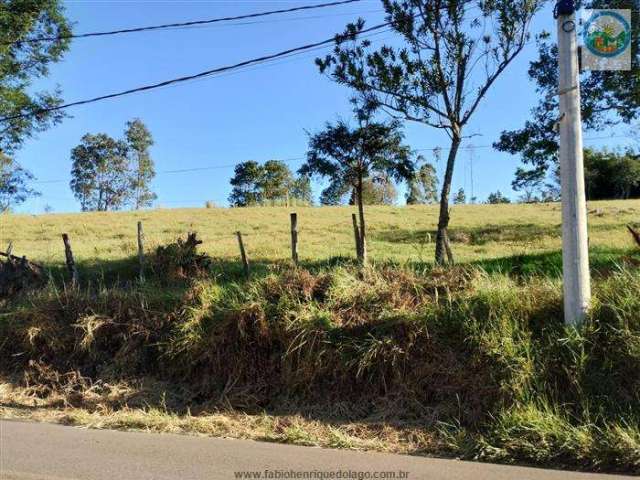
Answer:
1, 201, 640, 473
1, 200, 638, 269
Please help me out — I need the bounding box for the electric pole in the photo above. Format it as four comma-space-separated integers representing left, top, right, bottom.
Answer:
556, 0, 591, 325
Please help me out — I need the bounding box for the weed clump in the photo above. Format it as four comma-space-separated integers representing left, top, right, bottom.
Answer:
0, 255, 45, 298
151, 233, 211, 282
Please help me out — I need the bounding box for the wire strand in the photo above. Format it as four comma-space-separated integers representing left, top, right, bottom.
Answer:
31, 135, 632, 185
3, 0, 364, 45
0, 20, 392, 123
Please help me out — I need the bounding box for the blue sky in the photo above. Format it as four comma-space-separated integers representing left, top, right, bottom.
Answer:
14, 0, 633, 213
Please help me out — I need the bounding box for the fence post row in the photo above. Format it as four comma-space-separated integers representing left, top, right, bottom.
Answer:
61, 233, 79, 286
236, 231, 250, 278
290, 212, 299, 266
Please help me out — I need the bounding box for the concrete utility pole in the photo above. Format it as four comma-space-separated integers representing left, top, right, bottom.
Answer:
556, 0, 591, 325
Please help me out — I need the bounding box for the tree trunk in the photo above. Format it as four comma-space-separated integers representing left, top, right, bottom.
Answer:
435, 133, 462, 265
357, 175, 367, 264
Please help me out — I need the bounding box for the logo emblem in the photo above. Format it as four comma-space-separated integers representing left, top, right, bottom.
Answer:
581, 9, 632, 70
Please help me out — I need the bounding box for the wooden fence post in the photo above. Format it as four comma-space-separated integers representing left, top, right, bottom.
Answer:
351, 213, 362, 261
137, 221, 145, 282
290, 212, 299, 265
236, 231, 250, 278
61, 233, 78, 286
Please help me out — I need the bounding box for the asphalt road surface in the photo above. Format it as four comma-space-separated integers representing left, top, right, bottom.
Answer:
0, 420, 633, 480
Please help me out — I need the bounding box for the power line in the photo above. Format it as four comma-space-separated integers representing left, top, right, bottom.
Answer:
123, 26, 395, 94
1, 0, 483, 122
0, 20, 392, 124
31, 135, 632, 185
3, 0, 364, 45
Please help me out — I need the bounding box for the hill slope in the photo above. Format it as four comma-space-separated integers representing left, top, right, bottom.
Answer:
1, 200, 639, 268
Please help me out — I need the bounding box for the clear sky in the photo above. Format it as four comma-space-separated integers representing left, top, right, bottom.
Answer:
14, 0, 633, 213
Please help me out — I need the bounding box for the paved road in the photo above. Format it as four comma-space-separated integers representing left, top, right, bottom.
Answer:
0, 420, 632, 480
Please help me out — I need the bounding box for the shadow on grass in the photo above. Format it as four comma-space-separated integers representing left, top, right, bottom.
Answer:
470, 246, 640, 279
373, 223, 561, 246
33, 245, 640, 290
35, 253, 363, 293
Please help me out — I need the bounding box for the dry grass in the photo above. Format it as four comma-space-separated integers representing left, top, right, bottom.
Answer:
0, 201, 639, 268
0, 381, 439, 456
1, 201, 640, 472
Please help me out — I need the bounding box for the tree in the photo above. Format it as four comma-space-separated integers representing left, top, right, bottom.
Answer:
300, 114, 414, 263
487, 190, 511, 204
512, 148, 640, 201
125, 119, 156, 209
453, 188, 466, 204
260, 160, 293, 204
0, 153, 39, 212
317, 0, 539, 264
512, 163, 561, 203
584, 148, 640, 200
70, 134, 130, 211
0, 1, 71, 156
291, 175, 313, 206
229, 161, 264, 207
406, 162, 438, 205
319, 179, 351, 205
495, 0, 640, 186
228, 160, 310, 207
349, 176, 398, 205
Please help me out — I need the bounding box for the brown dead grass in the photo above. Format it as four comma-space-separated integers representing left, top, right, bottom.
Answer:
0, 379, 442, 456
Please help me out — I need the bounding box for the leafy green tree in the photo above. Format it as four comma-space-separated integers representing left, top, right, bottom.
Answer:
584, 148, 640, 200
228, 160, 309, 207
125, 119, 156, 209
453, 188, 466, 204
495, 0, 640, 185
350, 176, 398, 205
70, 134, 130, 211
0, 153, 39, 212
317, 0, 539, 264
319, 179, 350, 205
0, 1, 71, 155
260, 160, 293, 205
291, 175, 313, 206
486, 190, 511, 204
512, 164, 561, 203
229, 161, 264, 207
513, 148, 640, 201
406, 163, 438, 205
300, 115, 414, 263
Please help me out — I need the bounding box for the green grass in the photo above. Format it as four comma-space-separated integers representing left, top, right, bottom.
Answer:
1, 201, 640, 473
1, 200, 638, 270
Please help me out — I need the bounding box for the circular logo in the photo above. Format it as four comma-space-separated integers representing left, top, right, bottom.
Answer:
583, 11, 631, 58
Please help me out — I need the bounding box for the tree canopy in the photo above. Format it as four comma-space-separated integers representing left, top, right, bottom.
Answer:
70, 133, 130, 212
406, 162, 438, 205
453, 188, 466, 204
69, 120, 157, 211
317, 0, 540, 264
348, 175, 398, 205
0, 0, 71, 155
0, 153, 38, 212
300, 113, 414, 262
229, 160, 311, 207
495, 0, 640, 188
126, 118, 156, 209
486, 190, 511, 204
584, 148, 640, 200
